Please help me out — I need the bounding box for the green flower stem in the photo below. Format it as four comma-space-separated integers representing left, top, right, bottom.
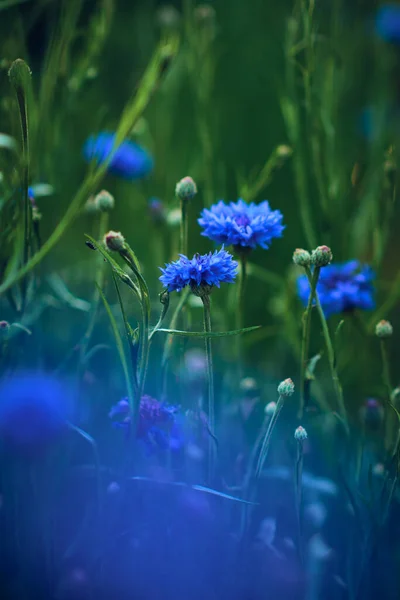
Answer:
9, 59, 33, 310
255, 394, 285, 479
305, 267, 349, 434
68, 422, 101, 517
201, 293, 216, 483
299, 266, 320, 418
235, 252, 248, 374
379, 339, 398, 451
120, 245, 151, 397
294, 441, 304, 566
180, 197, 189, 256
79, 211, 109, 368
161, 287, 190, 396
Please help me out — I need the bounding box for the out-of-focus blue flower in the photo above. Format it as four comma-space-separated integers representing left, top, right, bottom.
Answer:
198, 199, 285, 250
376, 5, 400, 43
148, 197, 166, 223
83, 132, 153, 180
109, 395, 183, 452
159, 248, 238, 293
297, 260, 375, 317
0, 372, 70, 448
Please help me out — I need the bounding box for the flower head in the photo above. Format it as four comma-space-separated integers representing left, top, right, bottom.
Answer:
375, 319, 393, 339
198, 199, 285, 250
83, 132, 153, 180
175, 176, 197, 201
94, 189, 114, 212
294, 426, 308, 441
293, 248, 311, 268
297, 260, 375, 318
159, 248, 238, 293
0, 372, 70, 450
376, 5, 400, 43
311, 245, 333, 268
278, 378, 295, 397
109, 395, 183, 452
103, 230, 125, 252
148, 197, 166, 223
360, 398, 384, 429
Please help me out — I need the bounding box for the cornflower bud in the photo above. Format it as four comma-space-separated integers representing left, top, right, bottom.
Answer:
103, 230, 125, 252
293, 248, 311, 268
265, 401, 277, 416
94, 190, 114, 212
375, 319, 393, 339
311, 245, 333, 267
294, 425, 308, 441
175, 176, 197, 201
277, 378, 295, 397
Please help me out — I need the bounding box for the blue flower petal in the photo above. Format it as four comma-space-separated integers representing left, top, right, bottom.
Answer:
83, 132, 153, 180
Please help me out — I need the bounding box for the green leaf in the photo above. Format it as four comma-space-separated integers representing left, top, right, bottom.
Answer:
128, 476, 256, 504
155, 325, 261, 338
96, 283, 136, 413
305, 353, 321, 381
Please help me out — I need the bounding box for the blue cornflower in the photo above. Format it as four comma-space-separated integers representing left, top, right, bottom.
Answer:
109, 395, 184, 452
376, 5, 400, 43
159, 248, 238, 293
0, 372, 70, 449
83, 132, 153, 180
297, 260, 375, 317
198, 199, 285, 250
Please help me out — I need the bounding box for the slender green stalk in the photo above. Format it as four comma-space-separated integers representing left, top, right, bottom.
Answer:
255, 395, 285, 478
161, 287, 190, 396
201, 293, 216, 483
299, 266, 320, 418
180, 198, 189, 256
8, 59, 33, 310
68, 422, 101, 517
294, 441, 304, 565
235, 253, 247, 374
79, 212, 109, 368
305, 267, 349, 434
380, 339, 393, 402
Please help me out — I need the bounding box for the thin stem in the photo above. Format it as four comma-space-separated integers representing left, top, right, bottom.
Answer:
380, 339, 396, 451
68, 422, 101, 517
235, 253, 247, 375
295, 441, 304, 566
180, 197, 189, 256
299, 266, 320, 418
161, 287, 190, 398
255, 394, 285, 478
79, 211, 109, 368
202, 293, 216, 483
305, 267, 349, 434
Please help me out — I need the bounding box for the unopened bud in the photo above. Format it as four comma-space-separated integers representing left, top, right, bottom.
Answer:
0, 320, 10, 332
375, 319, 393, 339
294, 425, 308, 441
293, 248, 311, 268
360, 398, 384, 429
276, 145, 292, 158
94, 190, 114, 212
265, 401, 277, 416
175, 176, 197, 201
311, 245, 333, 268
103, 230, 125, 252
277, 378, 295, 397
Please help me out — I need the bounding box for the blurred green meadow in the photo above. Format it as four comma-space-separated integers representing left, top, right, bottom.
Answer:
2, 0, 399, 396
1, 1, 400, 597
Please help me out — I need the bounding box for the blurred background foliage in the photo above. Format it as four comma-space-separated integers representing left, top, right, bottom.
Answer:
1, 0, 400, 420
